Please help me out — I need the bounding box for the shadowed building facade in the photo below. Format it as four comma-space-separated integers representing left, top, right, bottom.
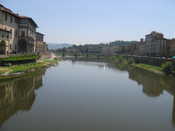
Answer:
35, 32, 48, 54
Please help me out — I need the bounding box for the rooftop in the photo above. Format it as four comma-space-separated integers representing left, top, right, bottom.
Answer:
0, 4, 38, 27
146, 31, 164, 36
36, 32, 45, 36
19, 16, 38, 27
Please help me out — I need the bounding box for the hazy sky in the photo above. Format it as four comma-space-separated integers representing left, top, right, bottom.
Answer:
1, 0, 175, 44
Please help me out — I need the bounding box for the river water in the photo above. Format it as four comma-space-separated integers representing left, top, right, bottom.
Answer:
0, 60, 175, 131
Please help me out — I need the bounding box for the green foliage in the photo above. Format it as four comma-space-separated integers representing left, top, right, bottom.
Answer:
109, 40, 139, 46
107, 56, 135, 70
127, 58, 135, 65
110, 56, 135, 65
0, 40, 6, 46
134, 64, 162, 74
161, 62, 175, 75
0, 54, 39, 62
10, 63, 42, 73
10, 59, 58, 73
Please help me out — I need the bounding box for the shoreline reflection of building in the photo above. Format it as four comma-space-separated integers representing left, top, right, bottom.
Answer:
173, 97, 175, 126
0, 70, 45, 126
128, 67, 175, 126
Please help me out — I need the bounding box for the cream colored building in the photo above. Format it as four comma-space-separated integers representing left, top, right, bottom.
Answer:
134, 31, 168, 57
0, 4, 47, 55
0, 4, 19, 55
167, 39, 175, 57
35, 32, 48, 54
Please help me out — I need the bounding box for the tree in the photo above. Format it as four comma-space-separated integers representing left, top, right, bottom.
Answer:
101, 47, 115, 57
62, 48, 66, 57
85, 47, 89, 58
161, 62, 175, 75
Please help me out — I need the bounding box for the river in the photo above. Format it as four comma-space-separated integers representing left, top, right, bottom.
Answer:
0, 60, 175, 131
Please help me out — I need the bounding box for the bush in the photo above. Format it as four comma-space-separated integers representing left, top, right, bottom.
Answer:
127, 58, 135, 65
0, 54, 39, 62
161, 62, 175, 75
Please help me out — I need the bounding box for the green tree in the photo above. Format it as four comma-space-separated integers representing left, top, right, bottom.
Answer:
161, 62, 175, 75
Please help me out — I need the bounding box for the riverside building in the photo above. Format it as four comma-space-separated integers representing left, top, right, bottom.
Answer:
0, 4, 47, 55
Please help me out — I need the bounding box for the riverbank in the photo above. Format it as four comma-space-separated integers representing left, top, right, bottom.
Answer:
107, 56, 167, 75
0, 57, 58, 80
132, 64, 164, 75
60, 55, 173, 75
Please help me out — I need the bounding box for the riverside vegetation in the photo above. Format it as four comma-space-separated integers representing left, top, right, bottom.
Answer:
54, 43, 175, 76
0, 54, 58, 79
108, 56, 175, 75
0, 54, 39, 62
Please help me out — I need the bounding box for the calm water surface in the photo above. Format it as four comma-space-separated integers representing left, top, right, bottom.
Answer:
0, 60, 175, 131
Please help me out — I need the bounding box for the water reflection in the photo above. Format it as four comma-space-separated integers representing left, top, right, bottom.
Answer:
1, 60, 175, 130
70, 59, 175, 97
0, 70, 45, 126
173, 97, 175, 126
128, 67, 175, 125
69, 59, 175, 126
105, 62, 175, 126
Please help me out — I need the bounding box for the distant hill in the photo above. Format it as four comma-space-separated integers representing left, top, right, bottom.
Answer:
48, 43, 73, 50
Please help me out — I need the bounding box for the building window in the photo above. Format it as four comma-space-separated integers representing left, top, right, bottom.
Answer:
2, 32, 4, 38
15, 17, 18, 23
5, 13, 8, 21
15, 30, 18, 37
7, 34, 9, 39
10, 30, 12, 39
21, 31, 25, 37
10, 16, 13, 23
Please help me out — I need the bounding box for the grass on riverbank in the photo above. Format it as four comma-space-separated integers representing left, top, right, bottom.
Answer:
0, 54, 38, 62
0, 58, 58, 75
108, 56, 165, 75
132, 64, 163, 74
